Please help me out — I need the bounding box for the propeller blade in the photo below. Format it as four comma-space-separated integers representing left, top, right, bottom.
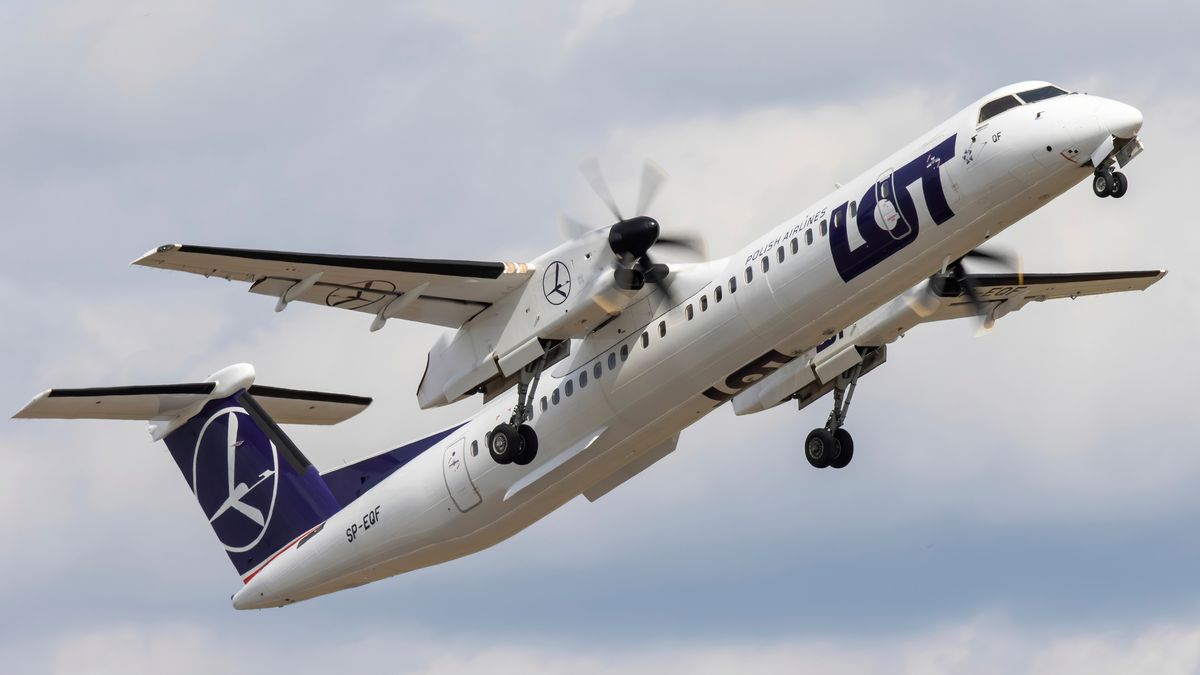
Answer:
579, 157, 624, 222
558, 213, 592, 240
655, 234, 709, 260
962, 247, 1018, 270
635, 160, 668, 217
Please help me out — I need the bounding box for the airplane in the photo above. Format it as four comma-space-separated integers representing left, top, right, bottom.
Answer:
14, 81, 1165, 609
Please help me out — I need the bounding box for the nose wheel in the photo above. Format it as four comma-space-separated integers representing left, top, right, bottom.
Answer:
1093, 169, 1128, 198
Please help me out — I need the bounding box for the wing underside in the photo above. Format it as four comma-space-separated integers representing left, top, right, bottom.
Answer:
134, 244, 533, 328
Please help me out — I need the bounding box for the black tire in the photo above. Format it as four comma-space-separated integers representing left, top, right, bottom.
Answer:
1111, 171, 1128, 198
805, 428, 837, 469
829, 428, 854, 469
513, 424, 539, 466
1092, 171, 1112, 198
488, 423, 521, 464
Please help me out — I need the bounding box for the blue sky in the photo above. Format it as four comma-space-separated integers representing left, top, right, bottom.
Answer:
3, 1, 1199, 673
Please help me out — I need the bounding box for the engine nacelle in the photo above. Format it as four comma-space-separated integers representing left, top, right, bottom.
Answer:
416, 233, 646, 409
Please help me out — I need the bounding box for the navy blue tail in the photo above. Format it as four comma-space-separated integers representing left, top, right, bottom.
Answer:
162, 391, 342, 577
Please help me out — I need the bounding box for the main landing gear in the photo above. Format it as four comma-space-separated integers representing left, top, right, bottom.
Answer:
488, 360, 542, 467
805, 363, 861, 470
1092, 168, 1128, 199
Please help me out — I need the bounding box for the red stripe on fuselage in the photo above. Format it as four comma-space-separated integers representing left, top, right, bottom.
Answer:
242, 522, 324, 584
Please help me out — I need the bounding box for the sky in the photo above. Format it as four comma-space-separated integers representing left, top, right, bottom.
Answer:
2, 1, 1199, 673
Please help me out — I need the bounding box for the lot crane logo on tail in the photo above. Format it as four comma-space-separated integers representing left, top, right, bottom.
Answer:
193, 407, 279, 553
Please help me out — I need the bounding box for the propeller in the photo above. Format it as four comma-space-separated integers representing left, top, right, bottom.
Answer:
942, 247, 1023, 333
574, 158, 706, 304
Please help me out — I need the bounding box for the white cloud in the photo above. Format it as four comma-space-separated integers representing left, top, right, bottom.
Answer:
12, 617, 1200, 675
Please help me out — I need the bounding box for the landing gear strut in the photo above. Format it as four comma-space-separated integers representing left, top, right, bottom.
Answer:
805, 363, 860, 469
489, 359, 543, 466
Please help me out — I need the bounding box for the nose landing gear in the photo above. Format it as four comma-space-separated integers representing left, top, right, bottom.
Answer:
804, 363, 861, 470
1092, 168, 1128, 199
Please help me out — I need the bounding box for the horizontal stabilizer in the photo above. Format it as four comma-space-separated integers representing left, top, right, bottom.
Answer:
13, 383, 216, 421
14, 364, 371, 439
244, 385, 371, 425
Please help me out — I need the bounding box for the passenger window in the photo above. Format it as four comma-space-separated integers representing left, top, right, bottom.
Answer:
832, 210, 843, 229
608, 352, 617, 369
685, 304, 694, 320
471, 440, 479, 457
658, 321, 666, 337
730, 276, 737, 293
552, 389, 560, 405
700, 295, 708, 312
715, 286, 723, 302
806, 229, 814, 245
850, 201, 857, 217
777, 246, 785, 263
620, 345, 628, 361
540, 396, 547, 412
745, 267, 753, 283
641, 331, 649, 348
978, 95, 1021, 123
565, 380, 573, 396
819, 220, 828, 236
761, 257, 769, 274
579, 371, 587, 388
594, 362, 602, 379
791, 238, 798, 255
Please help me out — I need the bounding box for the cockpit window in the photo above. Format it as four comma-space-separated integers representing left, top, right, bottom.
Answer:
1016, 85, 1068, 104
978, 95, 1021, 123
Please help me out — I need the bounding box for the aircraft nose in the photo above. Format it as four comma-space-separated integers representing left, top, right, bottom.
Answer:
1096, 99, 1143, 139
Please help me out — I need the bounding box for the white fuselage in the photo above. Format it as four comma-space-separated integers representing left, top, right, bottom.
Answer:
233, 83, 1142, 609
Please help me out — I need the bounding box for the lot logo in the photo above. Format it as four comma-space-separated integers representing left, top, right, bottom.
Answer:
192, 407, 279, 553
830, 135, 958, 282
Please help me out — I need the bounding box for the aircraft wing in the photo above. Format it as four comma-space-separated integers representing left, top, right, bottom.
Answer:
134, 244, 533, 329
921, 270, 1166, 323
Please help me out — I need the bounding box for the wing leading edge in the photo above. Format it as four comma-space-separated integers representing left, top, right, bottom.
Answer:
133, 244, 533, 329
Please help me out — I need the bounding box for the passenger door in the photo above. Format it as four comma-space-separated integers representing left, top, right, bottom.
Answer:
443, 438, 481, 512
874, 169, 913, 240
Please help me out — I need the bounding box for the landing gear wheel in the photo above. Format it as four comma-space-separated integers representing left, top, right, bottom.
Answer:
829, 428, 854, 469
805, 428, 838, 469
1092, 170, 1113, 198
488, 423, 522, 465
1111, 171, 1128, 198
512, 424, 539, 466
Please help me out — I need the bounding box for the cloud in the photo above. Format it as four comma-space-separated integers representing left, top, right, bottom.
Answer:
11, 617, 1200, 675
2, 0, 1198, 667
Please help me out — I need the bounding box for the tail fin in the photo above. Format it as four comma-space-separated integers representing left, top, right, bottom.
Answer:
14, 364, 369, 578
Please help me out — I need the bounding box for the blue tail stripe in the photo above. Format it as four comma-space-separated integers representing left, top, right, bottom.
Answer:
321, 424, 464, 505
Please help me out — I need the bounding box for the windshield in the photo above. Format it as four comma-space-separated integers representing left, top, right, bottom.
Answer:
978, 85, 1070, 123
1016, 85, 1068, 103
978, 95, 1021, 123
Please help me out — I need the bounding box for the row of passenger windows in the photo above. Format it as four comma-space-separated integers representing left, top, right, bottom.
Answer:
531, 217, 836, 420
